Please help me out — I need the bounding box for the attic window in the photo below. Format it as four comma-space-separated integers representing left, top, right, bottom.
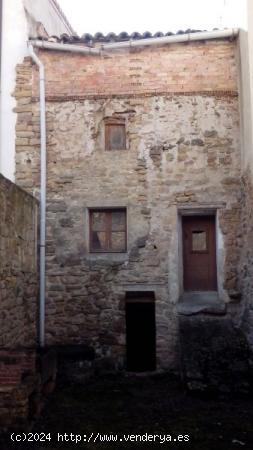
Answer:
105, 118, 126, 150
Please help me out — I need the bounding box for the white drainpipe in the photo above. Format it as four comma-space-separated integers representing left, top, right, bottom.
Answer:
28, 44, 46, 348
31, 39, 103, 55
27, 40, 102, 349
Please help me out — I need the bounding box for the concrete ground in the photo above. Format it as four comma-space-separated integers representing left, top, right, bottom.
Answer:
1, 373, 253, 449
1, 375, 253, 450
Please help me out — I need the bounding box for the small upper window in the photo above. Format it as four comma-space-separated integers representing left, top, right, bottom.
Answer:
105, 118, 126, 150
89, 208, 127, 253
192, 230, 207, 252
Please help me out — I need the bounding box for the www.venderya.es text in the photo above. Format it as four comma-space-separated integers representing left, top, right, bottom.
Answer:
11, 432, 190, 444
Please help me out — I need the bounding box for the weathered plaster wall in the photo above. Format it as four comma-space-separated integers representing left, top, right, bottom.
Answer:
239, 1, 253, 181
0, 0, 72, 181
0, 0, 28, 180
15, 39, 242, 371
24, 0, 73, 37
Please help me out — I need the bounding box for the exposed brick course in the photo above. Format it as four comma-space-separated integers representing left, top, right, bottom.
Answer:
33, 40, 238, 99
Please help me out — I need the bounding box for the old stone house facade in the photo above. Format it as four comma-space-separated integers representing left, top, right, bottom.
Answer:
13, 30, 252, 374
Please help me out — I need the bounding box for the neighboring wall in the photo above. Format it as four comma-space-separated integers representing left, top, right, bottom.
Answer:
239, 0, 253, 354
0, 0, 72, 181
240, 174, 253, 352
15, 39, 241, 370
0, 173, 40, 427
0, 173, 38, 349
240, 24, 253, 175
24, 0, 73, 37
0, 0, 28, 181
0, 174, 38, 392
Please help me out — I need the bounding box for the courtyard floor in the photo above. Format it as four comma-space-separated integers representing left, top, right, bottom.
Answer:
2, 373, 253, 449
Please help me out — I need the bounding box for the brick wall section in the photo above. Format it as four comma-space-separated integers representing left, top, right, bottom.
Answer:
0, 348, 38, 429
0, 350, 36, 386
33, 39, 238, 99
14, 39, 242, 371
14, 59, 40, 190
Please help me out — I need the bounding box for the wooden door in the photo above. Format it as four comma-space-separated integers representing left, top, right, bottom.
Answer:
183, 215, 217, 291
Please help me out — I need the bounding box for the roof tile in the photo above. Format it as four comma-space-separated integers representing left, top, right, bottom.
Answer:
36, 29, 209, 45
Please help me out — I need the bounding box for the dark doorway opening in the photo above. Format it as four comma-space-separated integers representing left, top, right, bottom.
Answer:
125, 292, 156, 372
182, 215, 217, 291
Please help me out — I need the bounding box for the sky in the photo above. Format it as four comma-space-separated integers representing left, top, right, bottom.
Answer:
58, 0, 247, 36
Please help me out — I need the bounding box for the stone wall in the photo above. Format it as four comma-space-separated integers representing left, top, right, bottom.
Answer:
237, 6, 253, 360
14, 38, 242, 371
0, 174, 38, 349
0, 174, 38, 427
239, 172, 253, 357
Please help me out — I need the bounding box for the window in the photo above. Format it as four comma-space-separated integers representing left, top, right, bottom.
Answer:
192, 230, 208, 252
105, 118, 126, 150
89, 208, 127, 252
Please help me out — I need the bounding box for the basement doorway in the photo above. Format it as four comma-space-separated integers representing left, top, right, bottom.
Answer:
125, 292, 156, 372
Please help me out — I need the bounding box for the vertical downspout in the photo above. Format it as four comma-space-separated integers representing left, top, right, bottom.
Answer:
0, 0, 2, 92
28, 44, 46, 348
0, 0, 3, 167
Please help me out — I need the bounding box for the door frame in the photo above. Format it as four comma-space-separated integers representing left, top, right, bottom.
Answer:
125, 291, 156, 372
177, 207, 226, 300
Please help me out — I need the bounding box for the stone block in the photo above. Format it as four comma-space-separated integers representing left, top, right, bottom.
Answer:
179, 316, 250, 393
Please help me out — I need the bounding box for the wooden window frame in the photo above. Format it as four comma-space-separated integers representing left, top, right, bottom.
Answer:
89, 208, 127, 253
104, 117, 126, 151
